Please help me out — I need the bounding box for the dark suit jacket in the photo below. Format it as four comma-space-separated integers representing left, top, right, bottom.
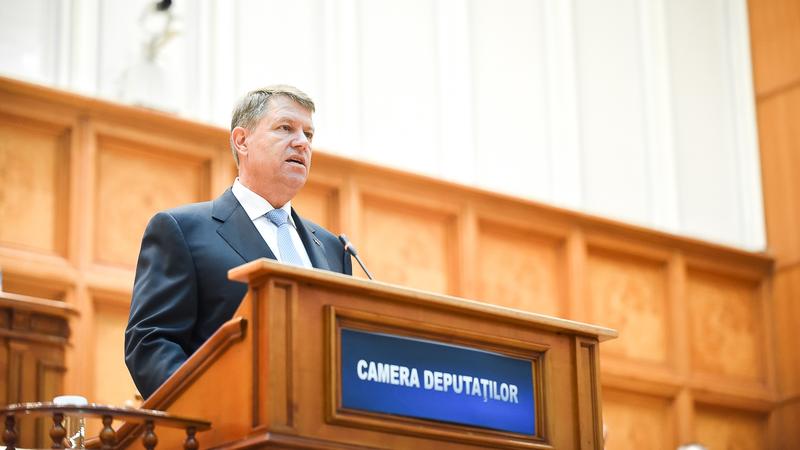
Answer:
124, 188, 352, 398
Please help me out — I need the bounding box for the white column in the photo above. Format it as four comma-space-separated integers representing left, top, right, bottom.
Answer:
544, 0, 582, 209
208, 0, 238, 127
726, 0, 766, 250
638, 0, 680, 231
318, 0, 363, 158
436, 0, 475, 184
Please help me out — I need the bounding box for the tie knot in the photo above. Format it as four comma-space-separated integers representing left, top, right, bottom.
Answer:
265, 209, 290, 227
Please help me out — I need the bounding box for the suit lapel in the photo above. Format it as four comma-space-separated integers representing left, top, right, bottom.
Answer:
213, 189, 277, 263
292, 208, 331, 271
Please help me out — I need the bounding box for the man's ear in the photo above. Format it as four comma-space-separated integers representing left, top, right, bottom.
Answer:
231, 126, 248, 156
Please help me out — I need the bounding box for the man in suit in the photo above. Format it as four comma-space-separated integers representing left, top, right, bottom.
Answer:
125, 85, 352, 398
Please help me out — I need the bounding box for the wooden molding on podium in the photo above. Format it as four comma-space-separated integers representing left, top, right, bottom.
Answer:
115, 259, 615, 450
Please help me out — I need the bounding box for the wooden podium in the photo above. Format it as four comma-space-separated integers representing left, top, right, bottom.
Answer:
119, 259, 615, 449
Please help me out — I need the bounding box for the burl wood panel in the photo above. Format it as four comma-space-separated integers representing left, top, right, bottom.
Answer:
748, 0, 800, 96
477, 220, 564, 316
292, 181, 339, 233
688, 271, 765, 381
602, 389, 673, 450
94, 137, 210, 267
587, 251, 669, 364
756, 86, 800, 263
360, 196, 457, 294
0, 115, 69, 254
695, 405, 767, 450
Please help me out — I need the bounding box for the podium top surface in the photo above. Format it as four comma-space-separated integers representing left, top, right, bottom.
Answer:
229, 258, 617, 342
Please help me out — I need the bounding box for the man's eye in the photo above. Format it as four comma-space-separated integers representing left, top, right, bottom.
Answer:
304, 132, 313, 140
280, 125, 291, 131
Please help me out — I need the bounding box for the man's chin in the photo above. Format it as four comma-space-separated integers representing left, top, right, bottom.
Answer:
282, 176, 308, 196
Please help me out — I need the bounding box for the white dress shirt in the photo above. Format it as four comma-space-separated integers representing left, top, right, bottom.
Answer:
231, 179, 313, 268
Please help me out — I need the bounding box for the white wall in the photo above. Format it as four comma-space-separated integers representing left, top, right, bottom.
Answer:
0, 0, 765, 250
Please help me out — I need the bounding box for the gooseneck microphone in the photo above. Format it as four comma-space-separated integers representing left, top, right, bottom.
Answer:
338, 234, 374, 280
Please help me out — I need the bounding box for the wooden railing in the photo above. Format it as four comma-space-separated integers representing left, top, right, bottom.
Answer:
1, 403, 210, 449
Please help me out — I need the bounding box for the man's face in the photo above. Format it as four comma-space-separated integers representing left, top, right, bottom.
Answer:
235, 95, 314, 207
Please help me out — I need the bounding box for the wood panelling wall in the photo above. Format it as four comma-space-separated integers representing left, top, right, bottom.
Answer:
749, 0, 800, 448
0, 76, 779, 448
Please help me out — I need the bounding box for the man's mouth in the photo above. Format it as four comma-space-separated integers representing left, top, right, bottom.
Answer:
286, 155, 306, 167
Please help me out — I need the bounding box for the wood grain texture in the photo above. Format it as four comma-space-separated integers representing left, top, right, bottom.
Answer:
94, 136, 210, 267
695, 405, 767, 450
756, 86, 800, 264
360, 195, 457, 295
293, 181, 340, 233
750, 0, 800, 445
771, 266, 800, 398
0, 75, 782, 449
477, 220, 564, 316
92, 298, 138, 410
687, 271, 765, 382
602, 389, 673, 450
0, 291, 74, 446
587, 250, 669, 365
748, 0, 800, 97
124, 260, 602, 449
1, 273, 68, 302
0, 115, 69, 254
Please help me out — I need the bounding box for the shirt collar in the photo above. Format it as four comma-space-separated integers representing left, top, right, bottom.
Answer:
232, 179, 294, 223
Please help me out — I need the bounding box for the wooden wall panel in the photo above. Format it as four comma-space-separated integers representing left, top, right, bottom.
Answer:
602, 389, 673, 450
687, 271, 765, 382
0, 77, 782, 449
695, 405, 767, 450
587, 251, 669, 365
292, 181, 339, 233
756, 86, 800, 263
771, 266, 800, 398
360, 196, 457, 294
0, 115, 69, 255
88, 295, 137, 440
94, 137, 211, 268
92, 298, 138, 406
750, 0, 800, 446
748, 0, 800, 96
476, 221, 564, 316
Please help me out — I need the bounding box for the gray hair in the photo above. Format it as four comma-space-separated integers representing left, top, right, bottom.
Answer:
229, 85, 315, 167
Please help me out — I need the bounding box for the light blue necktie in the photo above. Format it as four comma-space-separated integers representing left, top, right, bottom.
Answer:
265, 209, 305, 267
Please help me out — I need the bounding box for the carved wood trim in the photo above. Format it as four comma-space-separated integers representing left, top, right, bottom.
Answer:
0, 329, 69, 346
574, 337, 603, 450
253, 279, 297, 430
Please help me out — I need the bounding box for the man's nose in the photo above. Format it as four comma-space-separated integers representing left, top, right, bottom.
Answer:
292, 131, 310, 148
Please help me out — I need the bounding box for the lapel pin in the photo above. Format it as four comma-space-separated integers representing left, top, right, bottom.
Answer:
313, 237, 322, 246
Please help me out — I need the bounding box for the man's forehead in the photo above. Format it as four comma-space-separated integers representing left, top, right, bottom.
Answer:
266, 96, 313, 124
267, 95, 312, 114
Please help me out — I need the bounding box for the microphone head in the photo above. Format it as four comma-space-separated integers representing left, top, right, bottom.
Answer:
338, 234, 359, 256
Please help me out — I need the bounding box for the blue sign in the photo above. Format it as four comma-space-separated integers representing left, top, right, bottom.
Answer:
340, 328, 536, 435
